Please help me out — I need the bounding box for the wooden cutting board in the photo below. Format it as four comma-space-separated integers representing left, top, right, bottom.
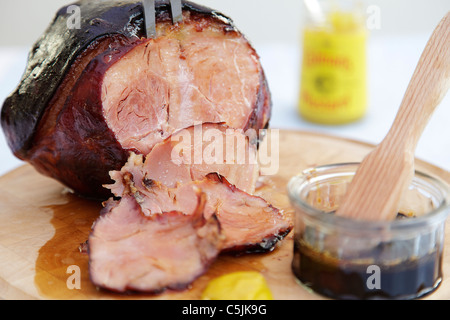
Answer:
1, 130, 449, 300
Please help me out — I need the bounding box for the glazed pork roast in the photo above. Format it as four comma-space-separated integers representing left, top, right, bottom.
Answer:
1, 0, 291, 294
1, 0, 271, 199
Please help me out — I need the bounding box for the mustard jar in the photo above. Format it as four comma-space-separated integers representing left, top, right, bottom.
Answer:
299, 0, 367, 124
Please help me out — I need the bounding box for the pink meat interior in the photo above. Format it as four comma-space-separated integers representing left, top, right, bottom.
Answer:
101, 17, 261, 154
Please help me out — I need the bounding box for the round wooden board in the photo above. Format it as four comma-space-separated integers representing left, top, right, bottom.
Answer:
0, 130, 449, 300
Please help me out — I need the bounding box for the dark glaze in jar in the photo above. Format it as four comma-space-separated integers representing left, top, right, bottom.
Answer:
288, 163, 450, 300
292, 227, 443, 299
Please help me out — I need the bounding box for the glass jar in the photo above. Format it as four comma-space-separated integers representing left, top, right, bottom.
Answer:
288, 163, 450, 299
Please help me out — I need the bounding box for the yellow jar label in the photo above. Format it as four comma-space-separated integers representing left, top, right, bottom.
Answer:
299, 21, 367, 124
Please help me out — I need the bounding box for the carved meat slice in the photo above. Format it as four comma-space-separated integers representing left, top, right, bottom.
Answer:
89, 193, 223, 293
108, 123, 259, 196
106, 150, 292, 253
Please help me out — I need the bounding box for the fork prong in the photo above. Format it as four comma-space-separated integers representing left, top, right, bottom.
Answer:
143, 0, 156, 38
170, 0, 183, 24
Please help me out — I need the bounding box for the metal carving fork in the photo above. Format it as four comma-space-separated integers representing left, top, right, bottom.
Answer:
143, 0, 183, 38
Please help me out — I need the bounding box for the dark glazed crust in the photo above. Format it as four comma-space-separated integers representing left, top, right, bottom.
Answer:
1, 0, 237, 158
27, 35, 139, 199
2, 1, 143, 158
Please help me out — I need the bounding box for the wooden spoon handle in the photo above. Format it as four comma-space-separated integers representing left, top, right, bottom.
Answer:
385, 12, 450, 151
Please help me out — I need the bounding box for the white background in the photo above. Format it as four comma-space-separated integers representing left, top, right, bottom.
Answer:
0, 0, 449, 176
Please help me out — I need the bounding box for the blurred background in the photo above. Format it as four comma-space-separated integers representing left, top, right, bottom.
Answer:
0, 0, 449, 46
0, 0, 449, 175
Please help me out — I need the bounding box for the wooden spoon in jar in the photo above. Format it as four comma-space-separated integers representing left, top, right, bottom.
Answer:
335, 12, 450, 221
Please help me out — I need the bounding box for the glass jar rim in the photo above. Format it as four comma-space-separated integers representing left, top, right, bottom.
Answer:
287, 162, 450, 233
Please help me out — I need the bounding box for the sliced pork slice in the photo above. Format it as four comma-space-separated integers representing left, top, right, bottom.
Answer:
197, 173, 293, 253
106, 156, 292, 253
89, 193, 223, 293
1, 1, 271, 199
107, 123, 259, 195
